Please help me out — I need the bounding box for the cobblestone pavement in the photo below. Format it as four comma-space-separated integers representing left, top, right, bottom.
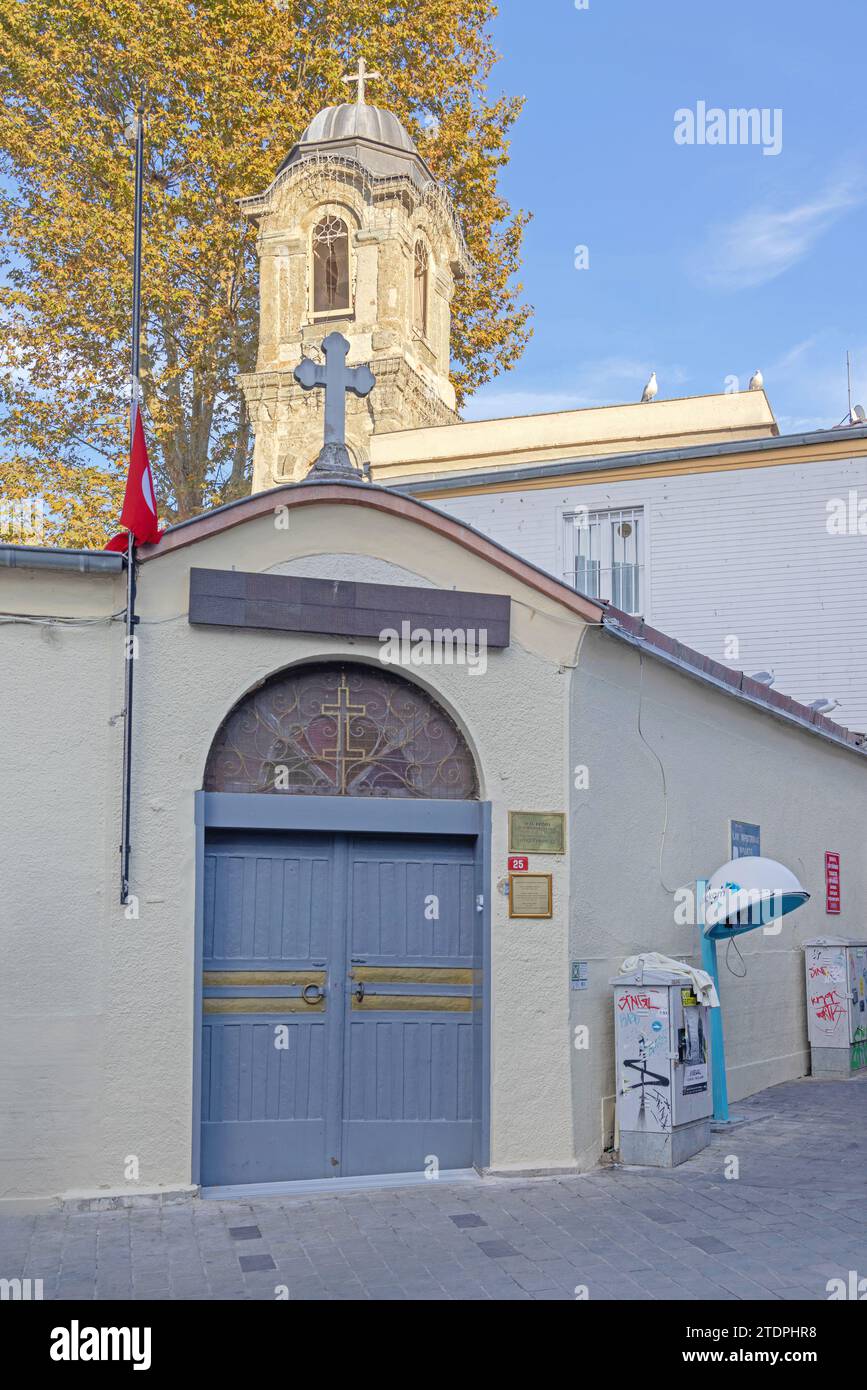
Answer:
3, 1076, 866, 1301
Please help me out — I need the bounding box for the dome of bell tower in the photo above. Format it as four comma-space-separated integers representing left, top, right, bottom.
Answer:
279, 59, 432, 186
298, 101, 418, 155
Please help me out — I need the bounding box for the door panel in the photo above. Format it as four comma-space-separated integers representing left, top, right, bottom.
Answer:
349, 845, 476, 959
342, 836, 478, 1176
203, 847, 332, 961
200, 831, 337, 1186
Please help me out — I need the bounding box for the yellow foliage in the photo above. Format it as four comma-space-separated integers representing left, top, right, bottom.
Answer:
0, 0, 531, 547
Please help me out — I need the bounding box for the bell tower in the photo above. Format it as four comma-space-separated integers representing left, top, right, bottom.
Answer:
240, 62, 469, 489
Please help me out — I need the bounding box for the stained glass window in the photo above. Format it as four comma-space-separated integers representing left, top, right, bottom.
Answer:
204, 663, 478, 799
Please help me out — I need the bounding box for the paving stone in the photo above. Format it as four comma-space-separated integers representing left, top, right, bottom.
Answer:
643, 1208, 686, 1225
4, 1076, 866, 1302
474, 1239, 519, 1258
238, 1254, 276, 1273
685, 1235, 737, 1254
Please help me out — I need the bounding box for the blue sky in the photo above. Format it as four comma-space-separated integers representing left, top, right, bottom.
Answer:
464, 0, 867, 433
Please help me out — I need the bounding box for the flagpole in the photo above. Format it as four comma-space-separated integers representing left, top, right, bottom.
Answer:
120, 100, 145, 905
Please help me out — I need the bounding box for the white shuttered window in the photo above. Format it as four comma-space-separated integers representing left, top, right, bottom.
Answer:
565, 506, 644, 614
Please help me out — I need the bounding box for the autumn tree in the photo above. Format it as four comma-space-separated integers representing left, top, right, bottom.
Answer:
0, 0, 531, 546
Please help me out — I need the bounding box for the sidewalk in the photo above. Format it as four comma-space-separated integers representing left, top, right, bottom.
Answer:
2, 1075, 865, 1301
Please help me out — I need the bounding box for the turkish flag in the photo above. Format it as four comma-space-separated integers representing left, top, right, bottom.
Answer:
105, 409, 163, 551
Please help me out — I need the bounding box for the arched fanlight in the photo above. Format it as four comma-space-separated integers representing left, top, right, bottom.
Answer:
204, 662, 478, 799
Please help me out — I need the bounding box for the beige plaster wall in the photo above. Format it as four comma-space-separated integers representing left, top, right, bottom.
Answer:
0, 566, 125, 1202
568, 627, 867, 1170
1, 505, 586, 1199
6, 506, 861, 1201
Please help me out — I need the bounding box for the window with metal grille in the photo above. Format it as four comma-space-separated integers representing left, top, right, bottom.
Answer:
564, 506, 644, 614
312, 214, 350, 314
414, 240, 429, 336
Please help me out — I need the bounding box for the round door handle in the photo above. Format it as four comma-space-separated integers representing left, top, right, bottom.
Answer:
302, 983, 325, 1005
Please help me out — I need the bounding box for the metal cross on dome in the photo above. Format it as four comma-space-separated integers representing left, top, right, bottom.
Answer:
294, 332, 375, 479
343, 56, 381, 106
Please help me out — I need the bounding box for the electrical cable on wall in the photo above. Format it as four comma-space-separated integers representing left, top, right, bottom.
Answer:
636, 650, 679, 895
0, 611, 125, 627
724, 932, 748, 979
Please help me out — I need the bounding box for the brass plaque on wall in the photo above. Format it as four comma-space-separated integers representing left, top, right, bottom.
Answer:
509, 873, 553, 919
508, 811, 566, 855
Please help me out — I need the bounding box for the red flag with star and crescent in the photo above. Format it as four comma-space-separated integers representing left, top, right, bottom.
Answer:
105, 409, 163, 551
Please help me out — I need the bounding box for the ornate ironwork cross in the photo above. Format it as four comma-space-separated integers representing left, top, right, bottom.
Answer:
343, 56, 381, 106
320, 677, 368, 793
294, 332, 375, 478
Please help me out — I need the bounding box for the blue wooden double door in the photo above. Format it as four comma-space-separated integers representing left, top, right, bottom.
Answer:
200, 828, 482, 1186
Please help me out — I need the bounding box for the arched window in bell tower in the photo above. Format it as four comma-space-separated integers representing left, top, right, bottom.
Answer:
413, 238, 429, 337
312, 214, 350, 314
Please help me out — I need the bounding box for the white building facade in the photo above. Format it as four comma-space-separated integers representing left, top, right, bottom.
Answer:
396, 426, 867, 731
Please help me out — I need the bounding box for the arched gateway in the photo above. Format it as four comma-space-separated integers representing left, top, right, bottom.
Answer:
198, 662, 486, 1188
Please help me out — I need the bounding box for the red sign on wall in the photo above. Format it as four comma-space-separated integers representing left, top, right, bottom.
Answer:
825, 852, 841, 915
508, 856, 529, 873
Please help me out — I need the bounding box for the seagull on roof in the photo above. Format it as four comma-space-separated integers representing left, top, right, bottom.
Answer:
809, 697, 840, 714
749, 368, 764, 391
641, 371, 658, 403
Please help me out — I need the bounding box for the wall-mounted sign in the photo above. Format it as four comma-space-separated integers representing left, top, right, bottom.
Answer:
825, 852, 841, 915
508, 873, 553, 919
189, 568, 511, 646
508, 855, 528, 872
730, 819, 761, 860
571, 961, 588, 991
509, 811, 566, 855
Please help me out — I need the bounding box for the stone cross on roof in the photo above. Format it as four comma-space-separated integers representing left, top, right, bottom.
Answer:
294, 332, 375, 479
343, 56, 381, 107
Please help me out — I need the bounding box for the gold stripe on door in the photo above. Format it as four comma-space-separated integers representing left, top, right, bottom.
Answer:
351, 994, 473, 1012
351, 967, 476, 985
203, 970, 325, 987
204, 996, 325, 1014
